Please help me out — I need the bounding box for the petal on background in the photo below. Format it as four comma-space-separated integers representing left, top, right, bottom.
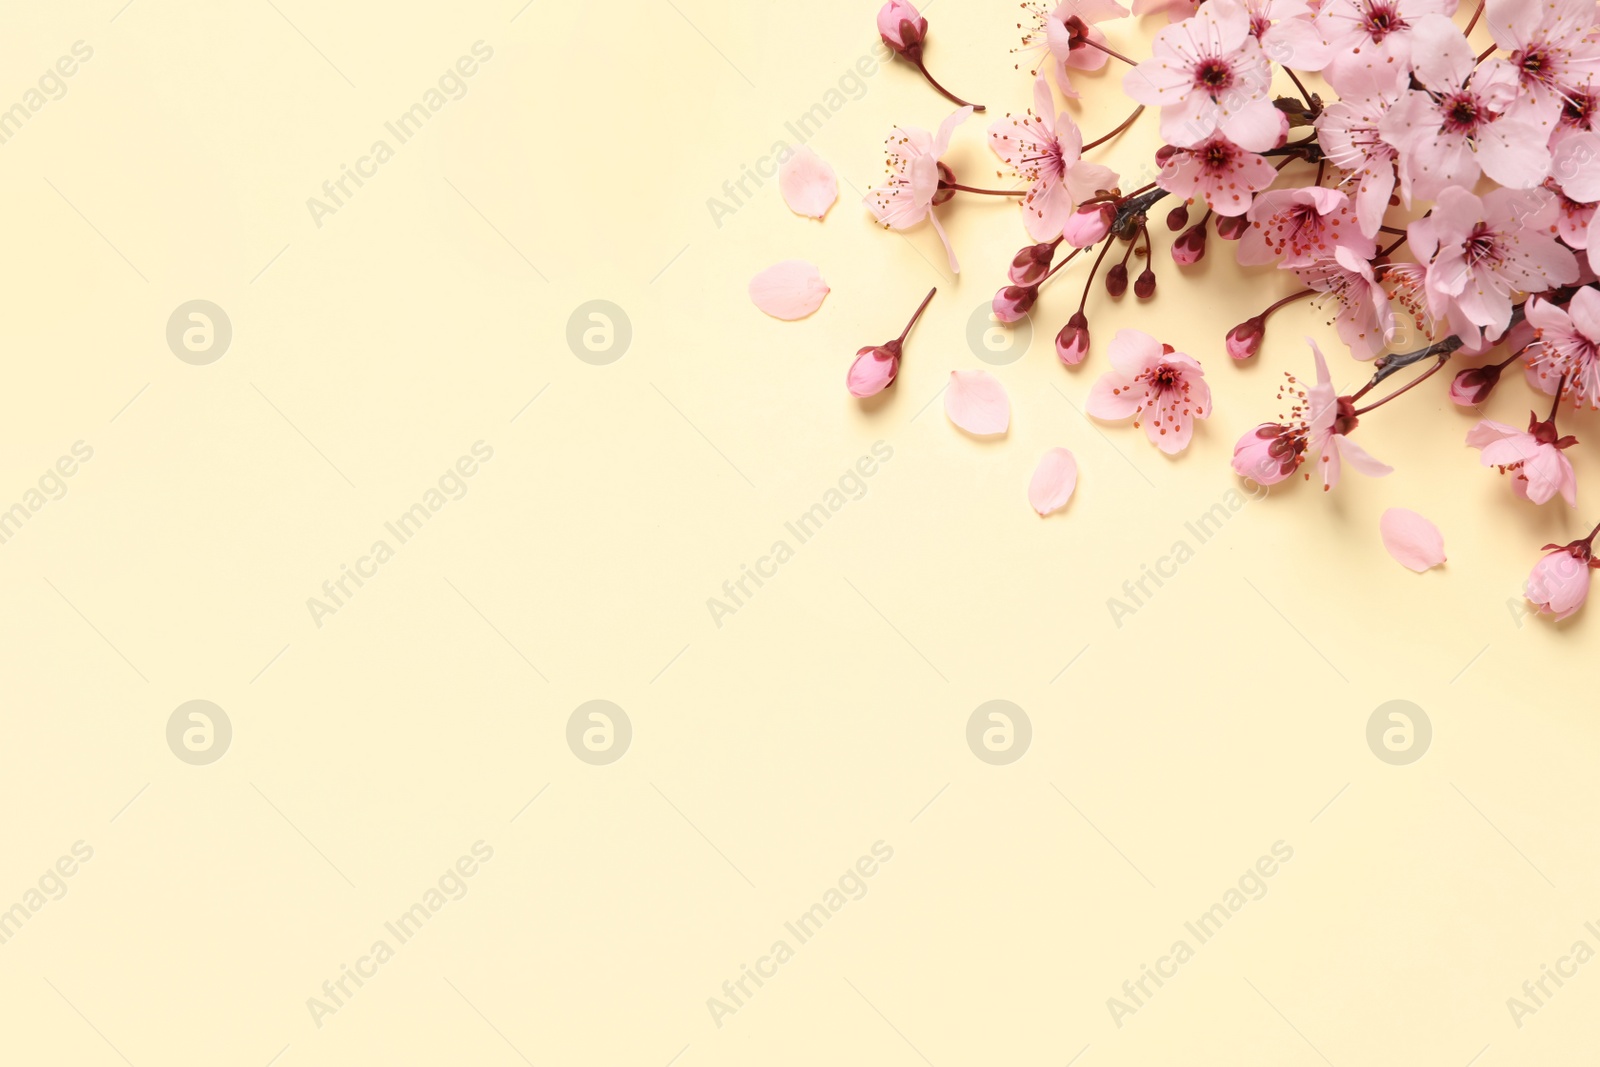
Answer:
748, 260, 830, 319
1028, 447, 1078, 515
945, 369, 1011, 435
778, 146, 839, 218
1380, 507, 1447, 572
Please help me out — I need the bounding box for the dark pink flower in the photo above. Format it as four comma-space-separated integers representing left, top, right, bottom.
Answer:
1086, 329, 1212, 452
1483, 0, 1600, 128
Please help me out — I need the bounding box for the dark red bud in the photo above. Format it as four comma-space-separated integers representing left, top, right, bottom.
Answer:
1106, 262, 1129, 297
1216, 214, 1250, 240
1134, 269, 1156, 299
1165, 203, 1190, 231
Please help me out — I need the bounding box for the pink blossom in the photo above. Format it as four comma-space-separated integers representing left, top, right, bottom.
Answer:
993, 284, 1039, 323
1449, 362, 1504, 406
1226, 316, 1266, 359
1238, 187, 1373, 267
1244, 0, 1332, 69
1057, 312, 1091, 364
1292, 245, 1395, 360
1314, 0, 1457, 94
847, 346, 901, 397
1017, 0, 1131, 99
1085, 329, 1211, 453
1379, 16, 1548, 201
864, 107, 974, 272
1314, 90, 1402, 238
1063, 201, 1116, 246
1466, 415, 1579, 506
1407, 186, 1578, 349
1482, 0, 1600, 128
1132, 0, 1202, 20
1231, 423, 1300, 484
1525, 541, 1596, 620
989, 76, 1120, 240
877, 0, 928, 52
1156, 133, 1278, 216
1122, 0, 1283, 151
1524, 289, 1600, 407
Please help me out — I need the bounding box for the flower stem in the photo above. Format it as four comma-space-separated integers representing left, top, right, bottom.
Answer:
1042, 245, 1087, 282
1077, 237, 1118, 314
913, 60, 985, 111
1465, 0, 1485, 33
1352, 353, 1450, 415
1084, 105, 1146, 150
1080, 37, 1139, 66
1261, 288, 1314, 319
1549, 372, 1569, 421
942, 182, 1026, 197
898, 287, 937, 344
1284, 69, 1320, 115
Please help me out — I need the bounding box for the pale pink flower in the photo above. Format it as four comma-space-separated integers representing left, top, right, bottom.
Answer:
1017, 0, 1131, 99
1230, 339, 1392, 489
1525, 540, 1596, 620
989, 76, 1120, 240
1314, 0, 1457, 94
1466, 415, 1579, 506
1524, 289, 1600, 407
1292, 245, 1395, 360
1155, 134, 1278, 216
1314, 89, 1402, 237
1238, 187, 1373, 267
1547, 178, 1598, 250
1085, 329, 1211, 453
1244, 0, 1332, 69
847, 346, 900, 397
1483, 0, 1600, 127
1379, 16, 1548, 201
864, 107, 973, 272
1407, 186, 1578, 349
1122, 0, 1283, 151
1132, 0, 1202, 20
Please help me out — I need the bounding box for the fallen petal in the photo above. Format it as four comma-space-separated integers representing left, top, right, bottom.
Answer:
778, 146, 839, 219
1028, 447, 1078, 515
1380, 507, 1446, 573
945, 369, 1010, 435
749, 260, 830, 320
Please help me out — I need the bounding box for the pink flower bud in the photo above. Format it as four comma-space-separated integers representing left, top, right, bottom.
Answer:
1056, 312, 1090, 365
1449, 363, 1503, 406
1171, 223, 1207, 265
1133, 268, 1156, 299
1526, 543, 1594, 621
1165, 202, 1189, 231
992, 284, 1037, 323
1231, 423, 1298, 486
1216, 213, 1249, 241
1009, 241, 1056, 286
1105, 263, 1128, 297
876, 0, 927, 56
1063, 202, 1115, 247
847, 342, 901, 398
1226, 316, 1265, 360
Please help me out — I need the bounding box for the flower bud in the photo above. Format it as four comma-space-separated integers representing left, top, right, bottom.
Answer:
1105, 263, 1128, 297
1526, 543, 1595, 620
1226, 316, 1266, 360
1063, 202, 1115, 247
846, 342, 901, 398
1133, 268, 1156, 299
1009, 241, 1056, 285
1165, 203, 1189, 231
1231, 423, 1297, 485
1216, 213, 1250, 241
992, 284, 1038, 323
876, 0, 927, 57
1056, 311, 1090, 365
1449, 363, 1503, 406
1171, 223, 1207, 265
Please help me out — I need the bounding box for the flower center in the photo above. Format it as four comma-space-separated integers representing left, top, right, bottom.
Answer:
1194, 58, 1233, 93
1363, 3, 1405, 40
1441, 93, 1482, 135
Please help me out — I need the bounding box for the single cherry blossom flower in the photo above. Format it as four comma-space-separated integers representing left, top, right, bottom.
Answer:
1407, 186, 1578, 349
1244, 0, 1332, 69
1466, 413, 1579, 506
1546, 178, 1598, 250
1525, 527, 1600, 620
1155, 134, 1278, 216
877, 0, 986, 110
1379, 15, 1548, 201
846, 287, 936, 398
1122, 0, 1283, 151
1238, 187, 1374, 267
1524, 289, 1600, 407
1313, 90, 1402, 237
864, 107, 974, 272
989, 75, 1120, 240
1482, 0, 1600, 128
1016, 0, 1131, 99
1085, 329, 1212, 453
1314, 0, 1457, 94
1292, 244, 1395, 360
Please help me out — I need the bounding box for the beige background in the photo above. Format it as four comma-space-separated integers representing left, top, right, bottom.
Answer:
1, 1, 1595, 1064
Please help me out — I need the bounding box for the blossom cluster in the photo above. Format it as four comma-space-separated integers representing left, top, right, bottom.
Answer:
842, 0, 1600, 619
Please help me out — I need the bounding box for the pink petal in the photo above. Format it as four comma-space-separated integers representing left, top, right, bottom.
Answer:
1028, 447, 1079, 515
748, 260, 829, 320
944, 369, 1011, 435
778, 146, 838, 219
1380, 507, 1446, 572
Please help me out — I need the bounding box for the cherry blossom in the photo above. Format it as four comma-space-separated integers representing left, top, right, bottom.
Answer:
1086, 329, 1212, 453
864, 108, 974, 272
1155, 134, 1278, 216
1524, 289, 1600, 407
989, 76, 1120, 240
1467, 414, 1579, 506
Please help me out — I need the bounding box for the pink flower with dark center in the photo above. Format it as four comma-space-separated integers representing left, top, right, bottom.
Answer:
1238, 187, 1374, 267
1085, 329, 1212, 453
1467, 414, 1579, 506
989, 76, 1120, 240
1292, 245, 1396, 360
1379, 16, 1548, 201
1155, 133, 1278, 216
1314, 0, 1457, 94
1244, 0, 1332, 69
1525, 289, 1600, 407
1123, 0, 1283, 151
1407, 186, 1578, 349
1546, 178, 1598, 250
1314, 89, 1402, 237
1483, 0, 1600, 127
1016, 0, 1131, 98
864, 107, 973, 272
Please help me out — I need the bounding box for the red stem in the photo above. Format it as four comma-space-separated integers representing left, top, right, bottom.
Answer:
913, 60, 985, 112
898, 287, 937, 344
942, 182, 1026, 197
1084, 106, 1145, 151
